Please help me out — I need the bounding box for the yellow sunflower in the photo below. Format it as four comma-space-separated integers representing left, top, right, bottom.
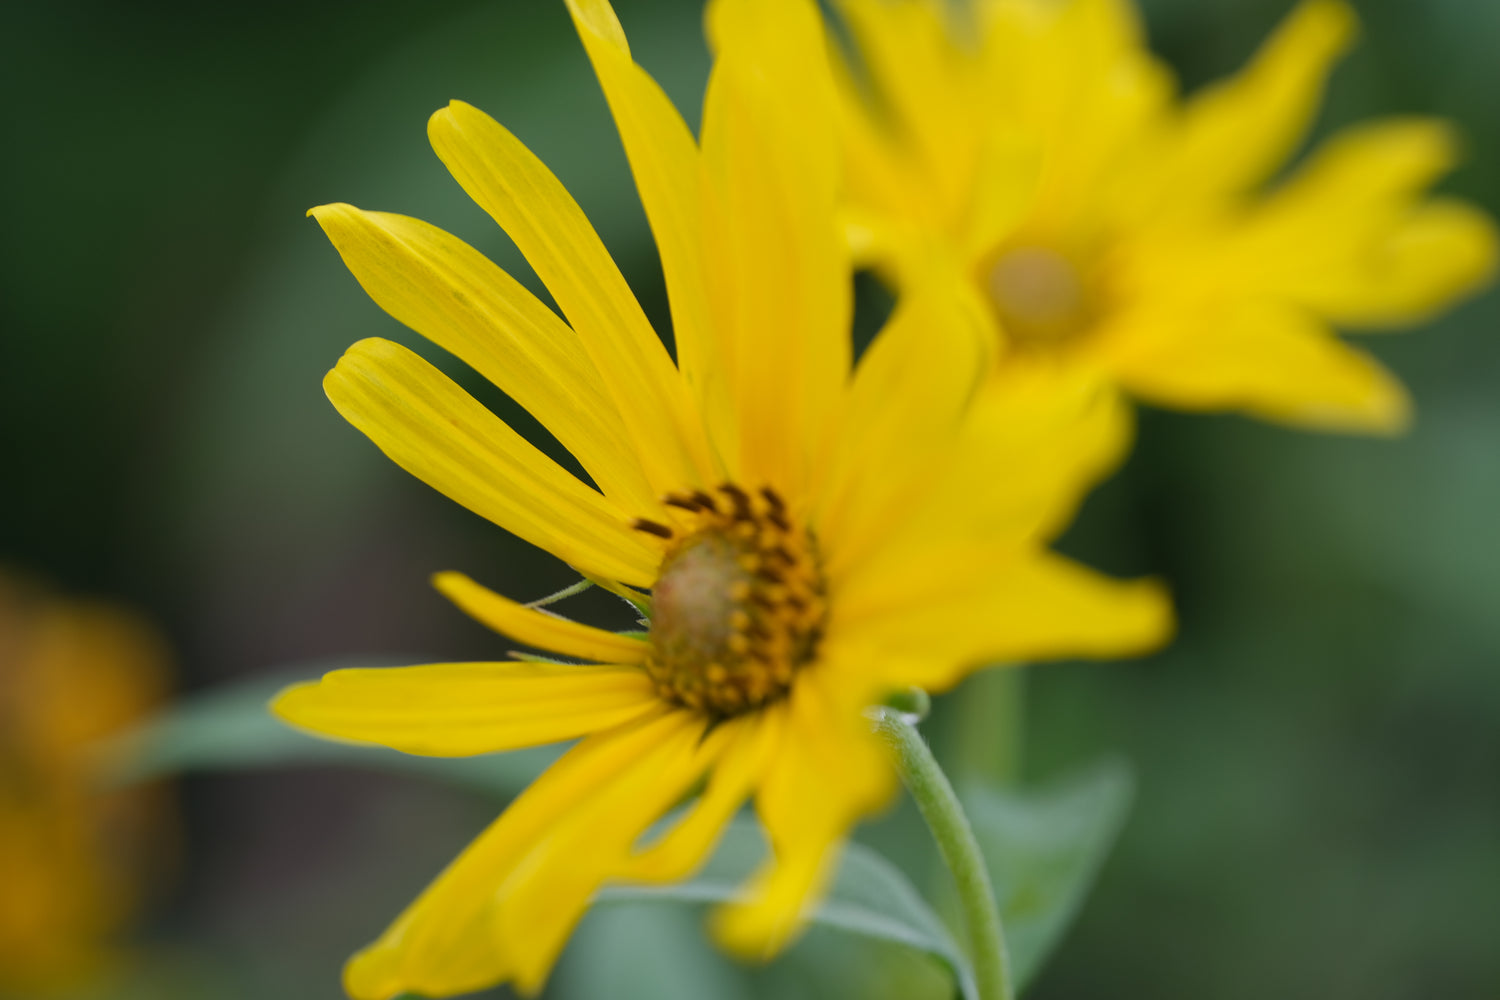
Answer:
831, 0, 1497, 432
273, 0, 1172, 996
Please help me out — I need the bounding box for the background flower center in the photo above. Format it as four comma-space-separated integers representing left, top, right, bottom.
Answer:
985, 245, 1094, 347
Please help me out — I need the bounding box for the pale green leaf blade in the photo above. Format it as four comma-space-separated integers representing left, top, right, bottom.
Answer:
598, 818, 980, 1000
556, 904, 754, 1000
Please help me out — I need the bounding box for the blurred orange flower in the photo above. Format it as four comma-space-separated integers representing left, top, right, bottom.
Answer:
0, 572, 172, 995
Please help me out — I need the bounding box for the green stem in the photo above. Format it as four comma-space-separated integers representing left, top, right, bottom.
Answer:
874, 707, 1014, 1000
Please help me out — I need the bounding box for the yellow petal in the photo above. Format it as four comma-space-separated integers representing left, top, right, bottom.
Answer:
834, 0, 980, 220
700, 0, 850, 493
814, 272, 994, 581
324, 337, 662, 586
1312, 198, 1498, 326
563, 0, 728, 444
962, 127, 1045, 261
432, 572, 649, 665
308, 204, 657, 513
488, 714, 723, 994
838, 550, 1174, 692
1105, 302, 1412, 434
977, 0, 1169, 239
427, 100, 713, 493
1130, 0, 1355, 212
829, 40, 937, 242
934, 363, 1134, 542
343, 709, 713, 1000
712, 666, 894, 959
827, 360, 1132, 590
272, 661, 660, 757
622, 710, 781, 882
1241, 120, 1498, 324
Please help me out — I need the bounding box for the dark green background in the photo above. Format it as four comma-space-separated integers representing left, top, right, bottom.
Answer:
2, 0, 1496, 997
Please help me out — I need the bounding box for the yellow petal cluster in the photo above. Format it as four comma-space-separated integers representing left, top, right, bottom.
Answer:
0, 572, 171, 993
833, 0, 1497, 432
274, 0, 1174, 996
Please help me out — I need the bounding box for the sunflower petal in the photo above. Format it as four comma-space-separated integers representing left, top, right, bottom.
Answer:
489, 714, 724, 995
622, 710, 781, 882
963, 127, 1045, 260
324, 337, 662, 586
1243, 120, 1498, 324
428, 100, 712, 492
700, 0, 850, 493
834, 0, 980, 217
826, 361, 1132, 589
829, 40, 934, 244
1105, 302, 1412, 433
343, 709, 714, 1000
272, 662, 660, 757
563, 0, 727, 440
814, 273, 993, 580
972, 0, 1167, 240
432, 572, 649, 664
1140, 0, 1356, 209
1305, 198, 1498, 326
308, 204, 656, 512
712, 665, 894, 959
840, 550, 1174, 693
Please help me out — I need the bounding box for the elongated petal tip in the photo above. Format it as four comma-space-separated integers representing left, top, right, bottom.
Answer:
1349, 373, 1414, 437
1119, 578, 1177, 657
1293, 0, 1359, 54
428, 98, 482, 139
267, 683, 304, 723
710, 906, 777, 963
343, 945, 405, 1000
269, 680, 358, 739
270, 678, 380, 747
426, 101, 458, 142
1272, 352, 1413, 436
306, 201, 353, 226
1012, 570, 1178, 665
564, 0, 629, 52
321, 336, 381, 402
707, 850, 830, 962
430, 569, 464, 594
1462, 204, 1500, 283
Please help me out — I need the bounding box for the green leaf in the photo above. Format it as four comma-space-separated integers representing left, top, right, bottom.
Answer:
962, 758, 1135, 990
102, 661, 558, 797
556, 903, 753, 1000
597, 818, 980, 1000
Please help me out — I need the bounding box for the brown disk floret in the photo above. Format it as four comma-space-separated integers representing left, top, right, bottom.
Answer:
632, 484, 826, 717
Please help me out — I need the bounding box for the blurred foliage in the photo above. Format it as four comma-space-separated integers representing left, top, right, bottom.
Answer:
2, 0, 1498, 998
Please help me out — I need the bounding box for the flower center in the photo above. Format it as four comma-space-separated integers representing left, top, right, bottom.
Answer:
632, 484, 826, 717
985, 245, 1092, 346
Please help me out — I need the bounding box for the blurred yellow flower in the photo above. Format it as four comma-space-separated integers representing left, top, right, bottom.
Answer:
833, 0, 1497, 432
0, 573, 171, 995
273, 0, 1171, 996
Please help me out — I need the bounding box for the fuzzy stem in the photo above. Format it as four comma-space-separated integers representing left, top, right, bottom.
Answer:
873, 707, 1014, 1000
